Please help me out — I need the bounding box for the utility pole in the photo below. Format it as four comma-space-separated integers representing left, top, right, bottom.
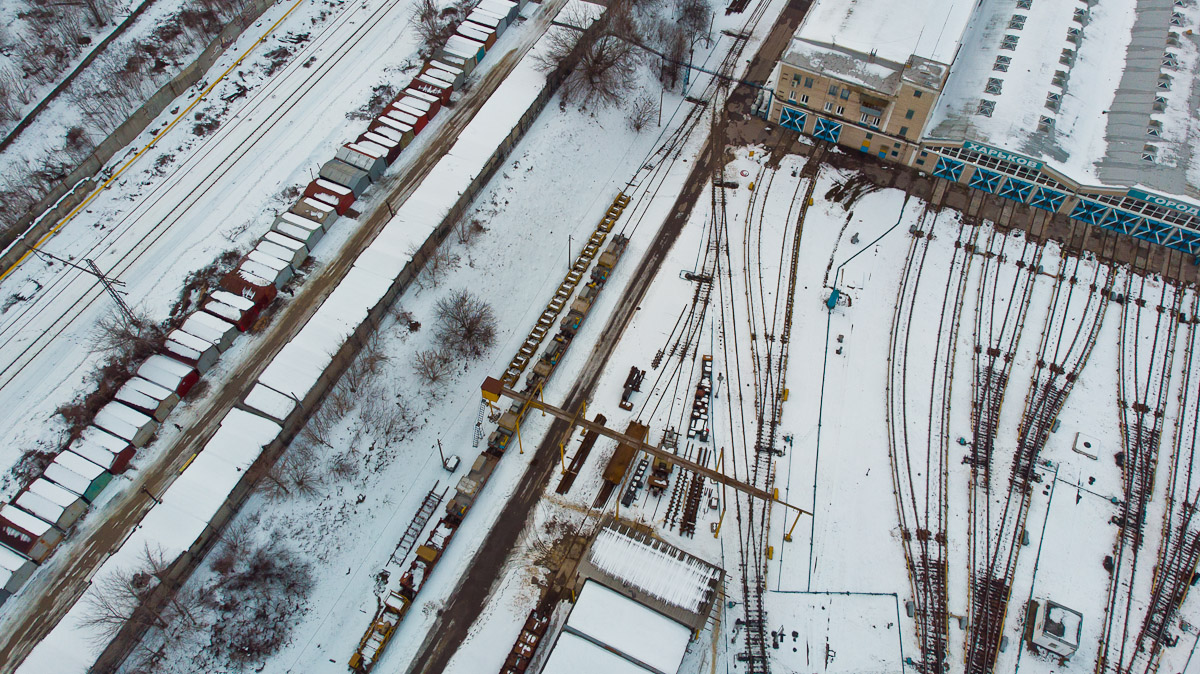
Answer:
567, 234, 572, 270
34, 249, 135, 324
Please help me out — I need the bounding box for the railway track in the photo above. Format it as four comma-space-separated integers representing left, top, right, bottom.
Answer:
1129, 289, 1200, 674
0, 0, 440, 395
885, 211, 970, 674
964, 246, 1112, 673
962, 228, 1042, 673
1098, 270, 1181, 674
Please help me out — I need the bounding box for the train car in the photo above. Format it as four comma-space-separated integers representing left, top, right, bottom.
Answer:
70, 426, 135, 474
0, 505, 62, 562
303, 178, 355, 215
445, 453, 500, 522
560, 285, 597, 336
137, 354, 200, 397
486, 409, 521, 456
591, 234, 629, 285
318, 160, 371, 197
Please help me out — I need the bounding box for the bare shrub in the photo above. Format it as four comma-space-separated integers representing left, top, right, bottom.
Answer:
80, 543, 197, 643
259, 445, 322, 501
455, 217, 486, 245
627, 94, 659, 131
435, 289, 498, 358
413, 246, 458, 288
410, 0, 475, 58
412, 348, 453, 387
358, 383, 415, 442
205, 542, 312, 662
300, 406, 336, 449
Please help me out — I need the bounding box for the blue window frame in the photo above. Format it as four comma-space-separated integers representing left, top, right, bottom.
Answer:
933, 157, 964, 182
1030, 187, 1065, 212
1101, 209, 1141, 234
813, 117, 842, 143
1069, 199, 1107, 225
968, 168, 1001, 193
779, 106, 807, 133
998, 177, 1033, 203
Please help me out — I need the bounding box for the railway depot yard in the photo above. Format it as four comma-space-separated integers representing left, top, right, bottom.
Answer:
2, 0, 1200, 670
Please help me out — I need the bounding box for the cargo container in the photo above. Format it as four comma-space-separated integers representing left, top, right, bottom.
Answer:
244, 250, 294, 288
426, 60, 465, 87
459, 21, 496, 49
303, 178, 355, 215
368, 119, 414, 148
359, 131, 402, 163
165, 329, 220, 373
290, 196, 339, 230
438, 52, 474, 77
0, 544, 35, 602
319, 160, 371, 196
0, 505, 62, 562
46, 451, 112, 503
94, 400, 159, 447
114, 375, 179, 421
70, 426, 136, 474
336, 144, 387, 180
271, 219, 324, 251
21, 479, 87, 530
181, 311, 238, 351
263, 231, 311, 265
404, 89, 442, 117
137, 354, 200, 397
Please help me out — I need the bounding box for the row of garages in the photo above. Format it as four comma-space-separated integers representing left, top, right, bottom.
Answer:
11, 0, 569, 670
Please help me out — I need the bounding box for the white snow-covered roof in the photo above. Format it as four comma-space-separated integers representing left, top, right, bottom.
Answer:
588, 525, 720, 613
563, 581, 691, 674
242, 383, 297, 422
541, 632, 651, 674
925, 0, 1200, 201
796, 0, 975, 65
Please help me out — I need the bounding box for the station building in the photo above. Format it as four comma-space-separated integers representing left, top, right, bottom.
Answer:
764, 0, 1200, 256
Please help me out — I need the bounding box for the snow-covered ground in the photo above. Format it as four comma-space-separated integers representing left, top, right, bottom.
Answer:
0, 0, 505, 497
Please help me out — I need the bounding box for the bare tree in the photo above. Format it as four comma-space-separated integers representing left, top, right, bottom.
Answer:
92, 306, 167, 363
80, 543, 196, 643
627, 94, 659, 131
676, 0, 712, 41
412, 348, 453, 387
435, 289, 498, 358
561, 35, 639, 107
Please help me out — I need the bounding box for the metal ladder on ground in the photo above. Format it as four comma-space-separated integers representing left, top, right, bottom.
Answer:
389, 484, 447, 566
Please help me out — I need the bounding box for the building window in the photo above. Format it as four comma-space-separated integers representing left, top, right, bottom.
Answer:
1017, 0, 1032, 8
916, 159, 925, 165
891, 150, 899, 157
1060, 49, 1075, 66
1073, 7, 1087, 23
1163, 52, 1179, 69
805, 77, 814, 88
977, 99, 996, 117
866, 132, 874, 139
985, 78, 1004, 95
824, 101, 833, 112
1038, 116, 1054, 133
1066, 26, 1081, 44
1171, 10, 1185, 26
993, 56, 1011, 72
1052, 70, 1067, 88
1001, 34, 1020, 50
800, 94, 809, 104
1143, 144, 1158, 162
913, 90, 922, 98
905, 109, 915, 119
860, 113, 880, 126
792, 74, 801, 83
840, 87, 850, 100
836, 105, 845, 115
1153, 95, 1167, 112
829, 84, 839, 95
1008, 14, 1026, 30
788, 91, 796, 102
1147, 119, 1162, 137
899, 126, 909, 137
1158, 74, 1172, 91
1045, 91, 1061, 111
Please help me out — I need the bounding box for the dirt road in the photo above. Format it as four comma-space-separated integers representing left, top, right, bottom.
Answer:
0, 5, 566, 669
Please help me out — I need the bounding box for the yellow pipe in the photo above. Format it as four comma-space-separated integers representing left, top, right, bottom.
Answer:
0, 0, 309, 283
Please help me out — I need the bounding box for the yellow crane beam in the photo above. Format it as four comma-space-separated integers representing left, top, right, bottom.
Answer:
482, 377, 812, 519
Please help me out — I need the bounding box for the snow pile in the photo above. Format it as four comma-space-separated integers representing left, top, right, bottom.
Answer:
587, 525, 719, 613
